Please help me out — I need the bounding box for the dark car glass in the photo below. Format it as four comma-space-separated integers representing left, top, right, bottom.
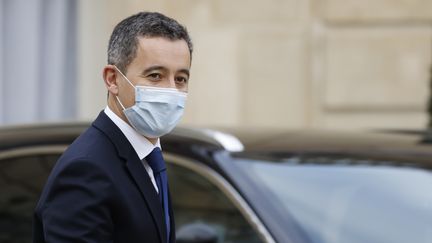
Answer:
167, 162, 264, 243
223, 156, 432, 243
0, 154, 58, 243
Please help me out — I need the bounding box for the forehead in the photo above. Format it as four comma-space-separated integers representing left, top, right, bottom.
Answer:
133, 37, 191, 68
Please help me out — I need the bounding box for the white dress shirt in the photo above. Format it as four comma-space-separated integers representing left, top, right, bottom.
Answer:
104, 106, 160, 193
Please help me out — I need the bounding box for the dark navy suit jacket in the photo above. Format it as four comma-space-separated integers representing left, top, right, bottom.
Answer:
33, 111, 175, 243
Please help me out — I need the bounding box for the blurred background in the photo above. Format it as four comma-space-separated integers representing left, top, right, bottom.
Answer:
0, 0, 431, 131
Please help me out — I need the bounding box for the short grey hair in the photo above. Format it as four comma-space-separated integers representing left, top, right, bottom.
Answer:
107, 12, 193, 73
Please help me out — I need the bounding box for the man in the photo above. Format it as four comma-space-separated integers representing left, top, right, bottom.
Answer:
33, 12, 192, 243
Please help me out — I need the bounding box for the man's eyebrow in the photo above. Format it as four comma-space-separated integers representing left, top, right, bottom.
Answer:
141, 66, 189, 77
141, 66, 166, 74
178, 69, 190, 77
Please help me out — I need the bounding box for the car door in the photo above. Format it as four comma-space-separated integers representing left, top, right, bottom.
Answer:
0, 146, 274, 243
165, 153, 274, 243
0, 146, 64, 243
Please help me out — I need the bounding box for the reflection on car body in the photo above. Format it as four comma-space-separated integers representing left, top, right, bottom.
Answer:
0, 123, 431, 243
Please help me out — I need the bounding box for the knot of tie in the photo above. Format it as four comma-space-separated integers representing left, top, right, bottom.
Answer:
146, 147, 166, 174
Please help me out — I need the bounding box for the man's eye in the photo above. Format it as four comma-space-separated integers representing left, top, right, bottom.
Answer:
175, 77, 188, 83
148, 73, 161, 80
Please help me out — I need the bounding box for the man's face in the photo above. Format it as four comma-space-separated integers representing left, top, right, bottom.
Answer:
116, 37, 191, 109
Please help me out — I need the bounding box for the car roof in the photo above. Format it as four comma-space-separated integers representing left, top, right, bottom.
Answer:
1, 123, 431, 165
0, 122, 242, 152
227, 128, 427, 149
224, 128, 432, 166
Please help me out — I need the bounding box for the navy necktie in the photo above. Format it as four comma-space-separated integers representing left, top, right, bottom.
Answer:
146, 147, 170, 241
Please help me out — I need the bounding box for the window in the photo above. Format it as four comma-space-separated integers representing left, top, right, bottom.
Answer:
0, 0, 77, 124
167, 161, 264, 243
0, 153, 59, 243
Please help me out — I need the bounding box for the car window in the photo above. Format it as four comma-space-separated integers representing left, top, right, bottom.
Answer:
0, 153, 59, 243
227, 156, 432, 243
167, 161, 264, 243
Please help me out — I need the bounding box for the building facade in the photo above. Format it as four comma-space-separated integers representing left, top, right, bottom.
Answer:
43, 0, 432, 130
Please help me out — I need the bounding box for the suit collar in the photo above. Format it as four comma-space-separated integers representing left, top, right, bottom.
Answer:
92, 110, 132, 160
92, 111, 167, 242
103, 106, 161, 160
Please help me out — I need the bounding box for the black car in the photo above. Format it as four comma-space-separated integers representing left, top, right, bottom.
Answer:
0, 123, 431, 243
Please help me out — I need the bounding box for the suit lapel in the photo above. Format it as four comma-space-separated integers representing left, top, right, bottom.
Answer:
168, 187, 176, 243
125, 154, 167, 243
92, 111, 167, 242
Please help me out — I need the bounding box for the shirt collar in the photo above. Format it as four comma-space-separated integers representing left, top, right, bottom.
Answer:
104, 106, 161, 160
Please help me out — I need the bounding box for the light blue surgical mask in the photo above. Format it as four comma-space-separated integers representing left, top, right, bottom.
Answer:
114, 66, 187, 138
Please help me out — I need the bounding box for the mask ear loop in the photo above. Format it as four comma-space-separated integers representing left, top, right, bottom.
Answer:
113, 65, 134, 111
115, 96, 127, 110
113, 65, 135, 88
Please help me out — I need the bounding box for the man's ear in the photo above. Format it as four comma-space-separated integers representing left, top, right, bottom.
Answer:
103, 65, 119, 95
